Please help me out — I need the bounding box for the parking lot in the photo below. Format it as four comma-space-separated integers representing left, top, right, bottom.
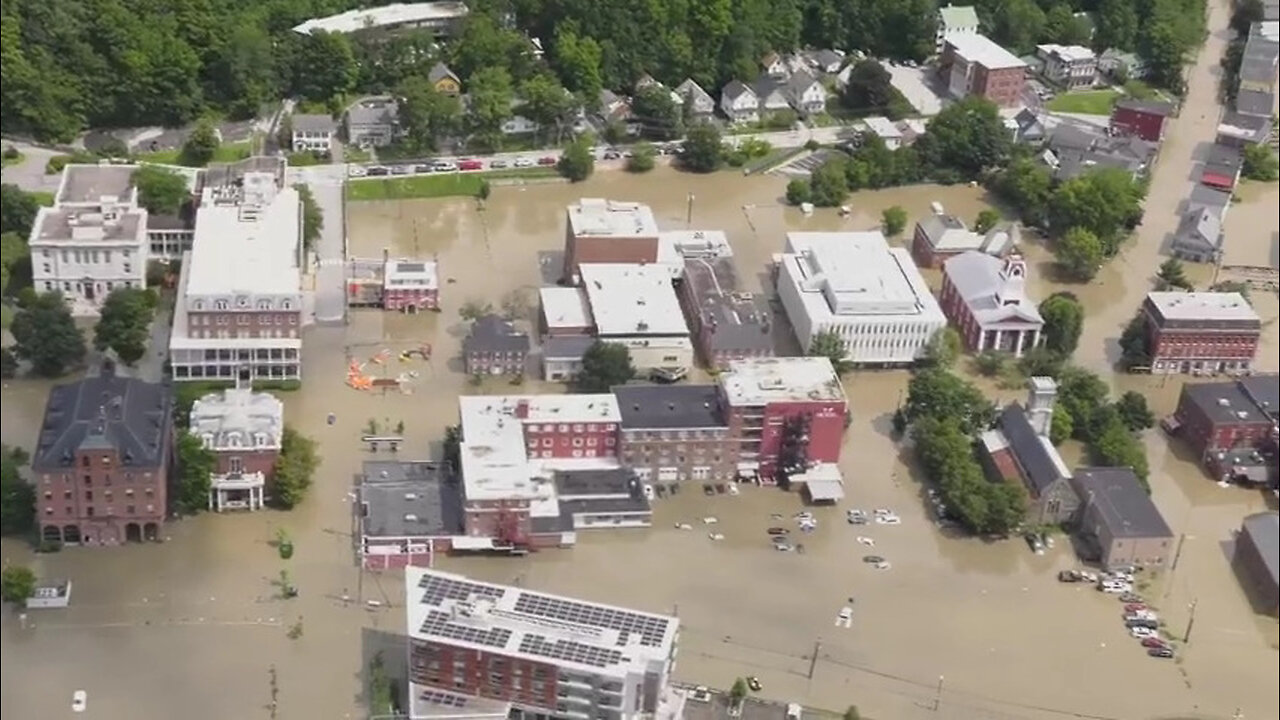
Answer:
885, 64, 948, 116
770, 149, 840, 178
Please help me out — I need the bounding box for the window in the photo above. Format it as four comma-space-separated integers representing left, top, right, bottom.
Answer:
282, 299, 292, 310
573, 424, 584, 432
86, 506, 95, 517
215, 299, 229, 310
122, 249, 130, 259
229, 457, 243, 473
123, 263, 131, 274
258, 299, 271, 310
127, 505, 135, 515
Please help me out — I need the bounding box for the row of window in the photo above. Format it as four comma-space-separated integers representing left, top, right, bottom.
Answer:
187, 329, 298, 340
533, 448, 600, 459
45, 503, 154, 517
44, 471, 152, 484
43, 248, 132, 264
192, 313, 297, 327
528, 437, 616, 449
192, 297, 295, 311
624, 428, 727, 441
43, 279, 134, 293
527, 423, 617, 433
46, 487, 153, 502
201, 433, 272, 450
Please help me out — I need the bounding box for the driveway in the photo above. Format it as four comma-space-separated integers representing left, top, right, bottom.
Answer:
308, 181, 347, 325
886, 64, 948, 116
1, 141, 64, 194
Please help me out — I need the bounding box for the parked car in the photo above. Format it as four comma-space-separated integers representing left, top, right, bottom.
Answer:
513, 157, 536, 168
458, 159, 483, 171
72, 691, 87, 713
432, 161, 458, 172
846, 509, 868, 524
1119, 592, 1144, 603
391, 164, 412, 175
1130, 626, 1157, 639
602, 148, 622, 160
767, 527, 789, 536
1058, 570, 1083, 583
414, 164, 433, 174
1100, 581, 1133, 593
537, 155, 558, 166
348, 166, 368, 177
366, 166, 389, 176
1124, 603, 1148, 613
1141, 637, 1170, 649
875, 514, 902, 525
690, 686, 712, 703
747, 677, 762, 692
862, 555, 885, 564
1125, 618, 1159, 630
1147, 647, 1175, 659
489, 159, 509, 169
650, 367, 687, 383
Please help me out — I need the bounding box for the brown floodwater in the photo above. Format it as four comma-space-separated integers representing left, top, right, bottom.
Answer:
5, 115, 1279, 720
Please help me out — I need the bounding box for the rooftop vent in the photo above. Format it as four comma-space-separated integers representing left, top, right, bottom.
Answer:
404, 514, 419, 522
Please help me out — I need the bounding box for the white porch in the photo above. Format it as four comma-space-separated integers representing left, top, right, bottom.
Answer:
209, 472, 266, 511
975, 326, 1041, 357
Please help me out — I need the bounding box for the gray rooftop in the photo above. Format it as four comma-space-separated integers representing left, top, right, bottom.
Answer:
34, 207, 145, 243
291, 113, 338, 133
464, 314, 530, 355
1218, 111, 1272, 143
1240, 512, 1280, 589
541, 335, 595, 360
57, 164, 137, 205
33, 365, 172, 472
428, 62, 459, 85
553, 468, 641, 497
348, 97, 400, 127
683, 257, 773, 354
1172, 206, 1222, 254
1235, 88, 1276, 117
944, 253, 1042, 324
721, 79, 755, 102
1071, 467, 1173, 540
1204, 143, 1244, 177
1188, 184, 1232, 213
1238, 375, 1280, 419
360, 461, 464, 538
999, 405, 1068, 496
1114, 99, 1175, 117
613, 384, 726, 429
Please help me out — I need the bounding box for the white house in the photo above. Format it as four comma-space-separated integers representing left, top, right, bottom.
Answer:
676, 78, 716, 118
753, 78, 792, 114
761, 52, 790, 78
290, 114, 338, 154
784, 70, 828, 115
862, 116, 904, 149
720, 80, 759, 124
1036, 44, 1097, 89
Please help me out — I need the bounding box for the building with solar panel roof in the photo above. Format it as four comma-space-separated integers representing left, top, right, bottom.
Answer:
405, 568, 680, 720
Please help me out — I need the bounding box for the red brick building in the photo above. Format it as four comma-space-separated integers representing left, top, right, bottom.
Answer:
939, 34, 1028, 107
1173, 375, 1279, 459
561, 199, 660, 284
382, 259, 440, 312
939, 253, 1044, 356
1141, 292, 1261, 375
1110, 99, 1175, 142
32, 364, 173, 546
189, 385, 283, 511
463, 315, 530, 376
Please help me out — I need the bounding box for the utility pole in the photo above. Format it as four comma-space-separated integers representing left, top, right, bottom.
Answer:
686, 193, 695, 227
1183, 597, 1199, 643
268, 664, 279, 719
807, 639, 821, 680
932, 675, 944, 712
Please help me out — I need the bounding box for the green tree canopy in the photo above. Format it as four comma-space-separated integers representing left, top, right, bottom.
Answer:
1156, 258, 1193, 291
1115, 391, 1155, 432
0, 565, 37, 605
175, 433, 215, 515
11, 291, 85, 377
519, 74, 576, 142
465, 67, 516, 150
626, 142, 657, 173
974, 209, 1001, 234
577, 341, 635, 392
295, 184, 323, 253
921, 327, 963, 369
1055, 227, 1105, 281
785, 178, 811, 206
274, 427, 319, 509
808, 159, 849, 207
992, 157, 1053, 227
1038, 292, 1084, 355
680, 122, 723, 173
881, 206, 908, 236
1, 183, 41, 237
631, 85, 683, 141
808, 330, 852, 375
918, 97, 1011, 178
840, 60, 894, 114
180, 120, 220, 167
558, 136, 596, 182
1, 444, 35, 536
1241, 144, 1279, 182
94, 287, 156, 366
904, 367, 996, 435
398, 76, 462, 152
133, 165, 189, 215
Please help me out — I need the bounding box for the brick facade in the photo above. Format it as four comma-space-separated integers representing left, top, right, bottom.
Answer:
410, 639, 561, 710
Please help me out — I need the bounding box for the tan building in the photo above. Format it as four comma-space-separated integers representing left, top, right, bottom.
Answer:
1070, 467, 1174, 571
614, 384, 737, 483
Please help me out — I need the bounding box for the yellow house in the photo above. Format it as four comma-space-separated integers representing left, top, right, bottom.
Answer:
429, 62, 461, 95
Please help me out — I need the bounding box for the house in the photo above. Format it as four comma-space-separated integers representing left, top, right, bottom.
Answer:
1098, 49, 1147, 80
614, 384, 737, 482
805, 49, 846, 74
862, 116, 904, 149
784, 70, 828, 115
1170, 206, 1224, 264
541, 336, 595, 382
1217, 110, 1273, 147
1172, 375, 1278, 474
1139, 292, 1262, 374
1235, 88, 1276, 118
32, 363, 174, 547
939, 253, 1044, 356
898, 118, 929, 145
719, 80, 759, 124
752, 77, 793, 115
911, 202, 1016, 268
939, 34, 1028, 107
1070, 467, 1174, 571
463, 314, 530, 376
428, 62, 461, 95
189, 383, 284, 512
1110, 99, 1175, 142
290, 114, 338, 154
1036, 44, 1097, 89
936, 4, 981, 54
635, 74, 684, 107
675, 78, 716, 119
1201, 143, 1244, 190
1044, 124, 1157, 181
761, 52, 789, 78
1234, 512, 1279, 616
346, 96, 400, 148
979, 379, 1078, 526
1011, 108, 1046, 144
597, 89, 633, 126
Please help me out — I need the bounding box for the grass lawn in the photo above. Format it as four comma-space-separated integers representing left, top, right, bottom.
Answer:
32, 191, 55, 206
344, 146, 372, 163
133, 141, 254, 166
346, 167, 559, 201
1046, 89, 1121, 115
287, 151, 327, 167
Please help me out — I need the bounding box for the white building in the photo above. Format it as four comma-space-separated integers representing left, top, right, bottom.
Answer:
404, 568, 680, 720
579, 264, 694, 370
189, 384, 284, 511
1036, 44, 1097, 89
168, 160, 304, 383
293, 1, 468, 37
937, 4, 981, 53
30, 164, 150, 315
862, 116, 904, 149
290, 114, 338, 154
776, 232, 946, 366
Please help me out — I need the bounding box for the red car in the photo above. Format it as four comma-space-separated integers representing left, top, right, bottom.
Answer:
458, 159, 483, 171
1124, 603, 1147, 613
1140, 637, 1168, 649
537, 155, 558, 166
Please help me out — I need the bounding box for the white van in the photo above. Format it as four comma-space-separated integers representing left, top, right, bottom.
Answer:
786, 702, 803, 720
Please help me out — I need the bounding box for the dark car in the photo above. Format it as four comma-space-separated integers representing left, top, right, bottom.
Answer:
1140, 637, 1169, 649
1147, 647, 1175, 659
537, 155, 558, 166
862, 555, 885, 564
1119, 592, 1144, 603
366, 166, 389, 176
767, 527, 789, 536
747, 677, 762, 692
1125, 618, 1159, 630
702, 484, 715, 496
414, 164, 433, 174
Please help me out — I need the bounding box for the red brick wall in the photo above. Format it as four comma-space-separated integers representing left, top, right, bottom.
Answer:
1150, 327, 1260, 364
753, 400, 846, 480
938, 273, 982, 351
385, 288, 439, 311
523, 420, 618, 460
975, 66, 1025, 107
38, 447, 168, 545
213, 447, 278, 479
563, 234, 659, 282
464, 499, 532, 538
409, 641, 560, 710
1174, 387, 1274, 456
1110, 108, 1165, 142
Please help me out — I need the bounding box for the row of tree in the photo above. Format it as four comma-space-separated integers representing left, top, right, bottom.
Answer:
7, 285, 156, 378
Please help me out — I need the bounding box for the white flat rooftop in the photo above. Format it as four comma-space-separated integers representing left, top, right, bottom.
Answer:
783, 232, 940, 317
946, 33, 1027, 70
580, 264, 690, 337
567, 198, 659, 238
719, 357, 846, 406
186, 173, 301, 297
385, 259, 438, 289
657, 230, 733, 263
1147, 292, 1259, 322
539, 287, 594, 329
862, 116, 902, 139
1038, 44, 1095, 62
406, 567, 679, 677
293, 1, 468, 34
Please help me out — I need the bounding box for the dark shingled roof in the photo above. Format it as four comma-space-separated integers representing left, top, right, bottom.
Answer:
1241, 512, 1280, 588
1180, 377, 1279, 426
1071, 467, 1173, 540
613, 384, 726, 429
32, 365, 172, 472
463, 314, 530, 354
999, 404, 1068, 496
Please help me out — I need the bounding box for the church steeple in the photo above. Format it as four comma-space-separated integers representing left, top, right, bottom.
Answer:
995, 255, 1027, 307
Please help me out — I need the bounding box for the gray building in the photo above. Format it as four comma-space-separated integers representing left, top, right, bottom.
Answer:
359, 460, 464, 570
553, 468, 653, 529
1070, 467, 1174, 571
541, 336, 595, 382
291, 114, 338, 154
1170, 205, 1224, 263
1045, 125, 1157, 181
1217, 110, 1273, 148
463, 314, 530, 376
1234, 511, 1279, 616
1235, 88, 1276, 118
614, 384, 736, 483
679, 256, 773, 369
346, 96, 400, 148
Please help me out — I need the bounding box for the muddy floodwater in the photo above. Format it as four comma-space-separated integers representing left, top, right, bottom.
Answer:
4, 158, 1278, 720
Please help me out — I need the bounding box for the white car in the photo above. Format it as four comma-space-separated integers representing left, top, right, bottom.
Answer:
874, 560, 892, 570
1100, 582, 1133, 594
1130, 627, 1158, 639
643, 484, 655, 501
875, 514, 902, 525
873, 508, 893, 516
690, 686, 712, 703
513, 157, 536, 168
835, 606, 853, 627
72, 691, 87, 713
431, 161, 458, 172
708, 533, 725, 541
856, 536, 876, 546
702, 516, 718, 525
347, 166, 368, 177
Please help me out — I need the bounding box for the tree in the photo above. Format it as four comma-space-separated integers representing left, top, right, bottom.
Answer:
289, 30, 358, 104
808, 159, 849, 207
500, 288, 533, 321
1095, 0, 1139, 52
1055, 227, 1105, 281
180, 120, 221, 167
990, 0, 1047, 55
94, 287, 156, 366
1049, 404, 1074, 446
1210, 280, 1251, 301
551, 27, 603, 102
133, 165, 189, 215
1141, 20, 1188, 92
843, 707, 862, 720
992, 157, 1053, 227
1, 183, 41, 237
920, 328, 963, 370
1, 231, 30, 295
1, 444, 35, 535
785, 179, 811, 206
1038, 292, 1084, 355
558, 136, 596, 181
1242, 144, 1279, 182
11, 291, 85, 377
1043, 2, 1091, 46
175, 433, 215, 515
972, 350, 1006, 377
809, 330, 852, 375
730, 678, 748, 705
1115, 392, 1155, 432
881, 206, 908, 236
295, 185, 323, 253
1156, 258, 1193, 291
1092, 415, 1150, 489
576, 341, 635, 392
459, 300, 494, 321
518, 74, 575, 143
840, 60, 894, 114
274, 427, 319, 509
465, 67, 515, 150
631, 85, 683, 140
397, 76, 462, 152
680, 122, 723, 173
974, 209, 1001, 234
1050, 169, 1146, 253
904, 368, 996, 435
1232, 0, 1266, 35
917, 97, 1011, 177
0, 565, 36, 606
1018, 346, 1066, 378
627, 143, 656, 173
1118, 314, 1152, 370
443, 425, 463, 476
0, 348, 16, 379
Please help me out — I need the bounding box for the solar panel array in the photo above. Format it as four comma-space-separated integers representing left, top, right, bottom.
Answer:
519, 634, 625, 669
420, 610, 514, 648
418, 573, 505, 607
513, 593, 670, 647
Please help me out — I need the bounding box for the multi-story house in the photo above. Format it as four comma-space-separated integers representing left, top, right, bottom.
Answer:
1201, 143, 1245, 191
168, 158, 304, 383
784, 70, 828, 115
32, 363, 173, 546
428, 62, 462, 95
189, 383, 283, 511
939, 34, 1027, 107
676, 78, 716, 119
1139, 292, 1261, 375
936, 4, 980, 53
752, 77, 792, 115
615, 384, 737, 482
1173, 375, 1278, 474
346, 96, 401, 148
290, 114, 338, 154
405, 568, 679, 720
911, 201, 1016, 268
719, 80, 760, 124
679, 256, 773, 369
1110, 99, 1175, 142
1036, 44, 1097, 89
717, 357, 848, 484
30, 164, 149, 316
939, 253, 1043, 356
463, 314, 530, 376
383, 258, 439, 312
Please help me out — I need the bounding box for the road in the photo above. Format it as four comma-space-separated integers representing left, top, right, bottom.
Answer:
0, 141, 65, 194
309, 182, 347, 325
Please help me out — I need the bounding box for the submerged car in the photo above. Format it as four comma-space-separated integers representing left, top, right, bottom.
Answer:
862, 555, 885, 564
1147, 647, 1175, 659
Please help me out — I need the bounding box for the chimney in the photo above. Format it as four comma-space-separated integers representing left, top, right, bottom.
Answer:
515, 400, 530, 419
1025, 376, 1057, 437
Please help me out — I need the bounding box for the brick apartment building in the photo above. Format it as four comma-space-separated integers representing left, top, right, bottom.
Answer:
1139, 292, 1261, 374
404, 568, 679, 720
463, 314, 530, 376
189, 384, 284, 511
939, 34, 1027, 107
382, 258, 440, 312
678, 256, 773, 368
614, 384, 737, 482
32, 364, 174, 546
561, 198, 660, 284
1172, 375, 1279, 483
1110, 99, 1176, 142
